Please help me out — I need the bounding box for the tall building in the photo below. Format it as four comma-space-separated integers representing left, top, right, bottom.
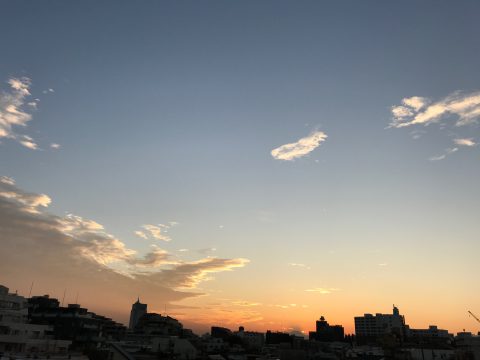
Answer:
354, 305, 406, 340
128, 298, 147, 329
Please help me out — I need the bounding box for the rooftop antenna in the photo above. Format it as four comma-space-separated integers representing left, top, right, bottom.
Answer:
28, 281, 34, 298
61, 288, 67, 307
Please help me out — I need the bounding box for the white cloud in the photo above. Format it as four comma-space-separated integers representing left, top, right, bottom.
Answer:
19, 135, 38, 150
402, 96, 426, 111
454, 138, 476, 147
0, 176, 51, 213
50, 143, 61, 149
390, 91, 480, 128
134, 230, 148, 239
0, 77, 37, 147
140, 223, 176, 242
271, 131, 328, 161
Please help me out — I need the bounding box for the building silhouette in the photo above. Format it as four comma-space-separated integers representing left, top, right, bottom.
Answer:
128, 297, 147, 329
0, 285, 71, 353
354, 305, 406, 342
309, 316, 344, 342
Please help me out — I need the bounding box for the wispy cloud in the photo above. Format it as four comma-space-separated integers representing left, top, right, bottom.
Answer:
19, 135, 38, 150
454, 138, 476, 147
0, 176, 51, 213
0, 77, 39, 149
134, 230, 148, 239
135, 222, 178, 242
390, 91, 480, 128
198, 247, 217, 255
231, 300, 262, 307
288, 263, 311, 270
50, 143, 61, 149
271, 130, 328, 161
429, 147, 458, 161
305, 287, 340, 294
140, 257, 249, 289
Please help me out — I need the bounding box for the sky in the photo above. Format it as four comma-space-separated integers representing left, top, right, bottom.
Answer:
0, 0, 479, 335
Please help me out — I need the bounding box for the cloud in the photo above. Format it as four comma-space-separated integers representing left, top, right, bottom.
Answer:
0, 77, 36, 146
454, 138, 476, 147
0, 176, 51, 213
429, 154, 446, 161
288, 263, 311, 269
305, 287, 340, 294
231, 300, 262, 307
390, 91, 480, 128
19, 135, 38, 150
198, 247, 217, 255
136, 222, 178, 242
50, 143, 61, 149
271, 131, 328, 161
410, 129, 426, 140
402, 96, 426, 111
131, 246, 172, 268
134, 230, 148, 239
0, 177, 249, 310
429, 147, 458, 161
137, 257, 249, 290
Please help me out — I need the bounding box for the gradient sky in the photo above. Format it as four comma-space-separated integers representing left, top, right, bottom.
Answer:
1, 0, 479, 335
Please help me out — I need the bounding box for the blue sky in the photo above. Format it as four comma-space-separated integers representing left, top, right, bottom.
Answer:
1, 1, 479, 333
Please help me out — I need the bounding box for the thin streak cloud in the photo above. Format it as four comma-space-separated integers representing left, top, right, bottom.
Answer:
305, 287, 340, 294
454, 138, 476, 147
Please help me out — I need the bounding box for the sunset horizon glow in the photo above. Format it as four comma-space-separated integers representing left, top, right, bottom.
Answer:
1, 0, 479, 340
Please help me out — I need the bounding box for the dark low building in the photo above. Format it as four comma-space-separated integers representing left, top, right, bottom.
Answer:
309, 316, 344, 342
134, 313, 183, 336
28, 296, 126, 350
211, 326, 233, 340
266, 330, 292, 345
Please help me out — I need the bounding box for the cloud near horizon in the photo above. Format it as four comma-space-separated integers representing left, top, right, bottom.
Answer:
271, 131, 328, 161
0, 177, 249, 307
305, 287, 340, 294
